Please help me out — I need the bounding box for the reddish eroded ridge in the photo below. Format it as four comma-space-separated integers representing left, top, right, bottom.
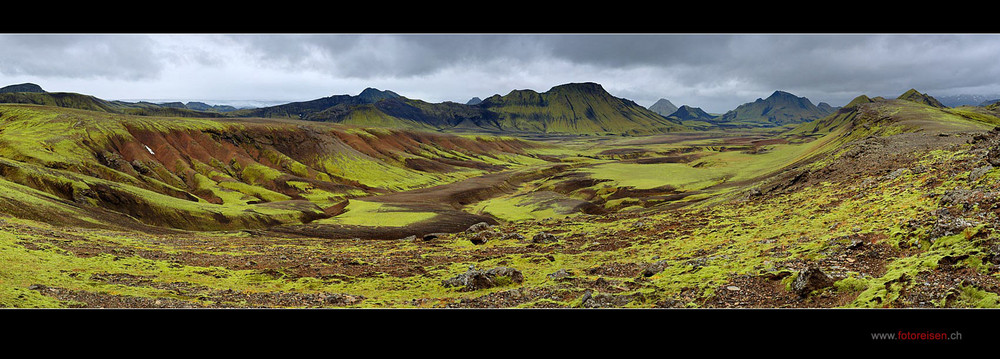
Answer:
0, 113, 542, 233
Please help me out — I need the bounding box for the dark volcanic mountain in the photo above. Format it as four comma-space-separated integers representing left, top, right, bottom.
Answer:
648, 98, 679, 116
716, 90, 836, 127
666, 105, 717, 122
184, 102, 239, 112
229, 88, 402, 119
0, 83, 45, 93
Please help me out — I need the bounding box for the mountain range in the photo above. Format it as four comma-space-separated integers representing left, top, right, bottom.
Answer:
6, 81, 984, 136
228, 82, 689, 135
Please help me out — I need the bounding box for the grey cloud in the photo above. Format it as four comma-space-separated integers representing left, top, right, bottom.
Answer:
226, 34, 556, 78
0, 34, 164, 80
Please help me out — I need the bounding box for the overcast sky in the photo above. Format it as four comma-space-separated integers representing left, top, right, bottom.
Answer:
2, 33, 1000, 113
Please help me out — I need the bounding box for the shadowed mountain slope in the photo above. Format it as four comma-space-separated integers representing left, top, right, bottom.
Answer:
716, 90, 836, 127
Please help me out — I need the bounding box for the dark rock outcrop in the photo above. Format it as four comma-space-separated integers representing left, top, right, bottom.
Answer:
791, 266, 834, 296
442, 266, 524, 291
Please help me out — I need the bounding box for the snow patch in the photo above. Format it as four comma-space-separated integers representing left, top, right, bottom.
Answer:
144, 145, 155, 155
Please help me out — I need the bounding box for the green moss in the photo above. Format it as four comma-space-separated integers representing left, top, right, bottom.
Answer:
947, 286, 1000, 308
315, 200, 437, 227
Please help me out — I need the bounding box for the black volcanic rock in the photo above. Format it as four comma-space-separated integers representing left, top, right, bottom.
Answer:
0, 83, 45, 93
467, 97, 483, 105
649, 98, 679, 116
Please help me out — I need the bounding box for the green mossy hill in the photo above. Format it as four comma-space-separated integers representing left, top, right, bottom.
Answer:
790, 91, 1000, 140
478, 82, 689, 135
897, 89, 946, 108
779, 92, 1000, 174
716, 90, 836, 127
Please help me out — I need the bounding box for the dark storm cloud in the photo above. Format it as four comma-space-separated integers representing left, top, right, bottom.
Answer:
0, 34, 164, 80
542, 34, 735, 68
227, 34, 551, 78
709, 34, 1000, 98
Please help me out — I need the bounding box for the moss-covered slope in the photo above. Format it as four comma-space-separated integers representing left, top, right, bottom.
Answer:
0, 104, 542, 231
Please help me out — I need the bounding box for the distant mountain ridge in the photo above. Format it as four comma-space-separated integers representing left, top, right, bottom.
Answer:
936, 94, 1000, 107
0, 83, 45, 94
648, 98, 678, 116
0, 82, 857, 134
229, 88, 403, 119
0, 84, 227, 118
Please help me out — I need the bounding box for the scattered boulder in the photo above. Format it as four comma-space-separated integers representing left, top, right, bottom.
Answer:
791, 266, 834, 297
580, 289, 631, 308
441, 266, 524, 291
987, 139, 1000, 167
322, 293, 365, 306
547, 269, 573, 280
532, 232, 559, 244
502, 233, 525, 241
883, 168, 907, 181
469, 230, 499, 245
930, 209, 977, 238
939, 188, 990, 206
466, 222, 493, 233
639, 259, 670, 278
969, 165, 993, 182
